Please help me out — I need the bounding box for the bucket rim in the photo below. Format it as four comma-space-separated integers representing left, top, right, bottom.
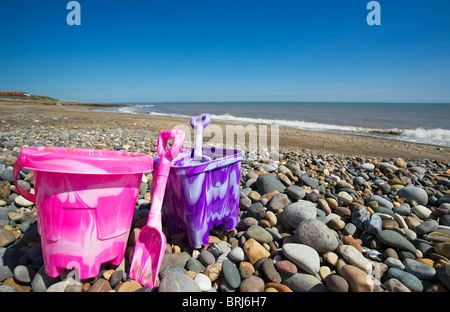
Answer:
155, 147, 243, 169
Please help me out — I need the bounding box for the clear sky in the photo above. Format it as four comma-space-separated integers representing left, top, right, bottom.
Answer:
1, 0, 449, 103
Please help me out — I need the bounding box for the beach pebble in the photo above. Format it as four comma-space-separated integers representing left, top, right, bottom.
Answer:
387, 267, 423, 292
384, 278, 411, 292
31, 266, 60, 292
364, 214, 383, 234
393, 213, 408, 229
384, 257, 405, 270
295, 218, 338, 252
379, 162, 398, 171
87, 278, 112, 292
338, 191, 353, 206
376, 230, 417, 254
194, 273, 212, 291
285, 185, 306, 200
13, 265, 31, 283
414, 220, 439, 235
261, 259, 281, 283
159, 265, 187, 279
14, 195, 34, 207
397, 187, 429, 206
283, 201, 316, 228
299, 174, 318, 189
403, 258, 436, 280
360, 163, 375, 170
434, 242, 450, 258
47, 279, 72, 292
256, 173, 286, 195
222, 260, 241, 289
0, 228, 16, 247
436, 265, 450, 290
186, 258, 206, 273
352, 206, 371, 231
238, 262, 255, 279
340, 264, 374, 292
274, 260, 297, 275
282, 243, 320, 274
393, 203, 411, 215
109, 270, 123, 288
245, 225, 273, 244
281, 272, 327, 292
160, 251, 191, 271
228, 246, 247, 262
237, 217, 258, 231
327, 217, 346, 231
115, 280, 142, 292
158, 272, 201, 292
324, 274, 349, 292
204, 264, 222, 282
64, 280, 83, 292
411, 205, 432, 219
239, 193, 252, 209
366, 195, 394, 209
0, 285, 15, 292
239, 275, 265, 292
243, 238, 270, 264
198, 250, 216, 266
267, 193, 291, 212
337, 245, 372, 274
247, 203, 266, 219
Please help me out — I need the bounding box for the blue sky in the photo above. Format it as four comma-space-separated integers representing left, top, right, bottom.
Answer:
1, 0, 449, 103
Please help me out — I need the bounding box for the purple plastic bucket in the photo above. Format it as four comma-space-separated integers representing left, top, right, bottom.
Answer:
153, 147, 242, 248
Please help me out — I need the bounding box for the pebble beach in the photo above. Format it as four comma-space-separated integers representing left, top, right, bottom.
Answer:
1, 100, 450, 293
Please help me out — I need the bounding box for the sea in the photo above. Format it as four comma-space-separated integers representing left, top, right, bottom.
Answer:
94, 102, 450, 147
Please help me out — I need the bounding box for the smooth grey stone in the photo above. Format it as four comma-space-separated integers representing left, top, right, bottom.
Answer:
397, 186, 428, 206
158, 272, 201, 292
376, 230, 416, 254
387, 267, 423, 292
403, 258, 436, 280
283, 201, 316, 228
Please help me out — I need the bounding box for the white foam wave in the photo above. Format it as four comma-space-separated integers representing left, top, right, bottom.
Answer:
105, 109, 450, 147
210, 114, 450, 147
148, 111, 192, 119
400, 128, 450, 146
118, 107, 139, 114
209, 113, 366, 132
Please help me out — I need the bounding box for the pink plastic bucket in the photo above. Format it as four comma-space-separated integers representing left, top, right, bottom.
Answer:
13, 146, 153, 279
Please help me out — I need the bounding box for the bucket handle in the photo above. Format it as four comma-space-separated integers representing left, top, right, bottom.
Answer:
13, 153, 36, 203
190, 114, 210, 161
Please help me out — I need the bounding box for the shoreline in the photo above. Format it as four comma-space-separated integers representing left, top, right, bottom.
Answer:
0, 101, 448, 162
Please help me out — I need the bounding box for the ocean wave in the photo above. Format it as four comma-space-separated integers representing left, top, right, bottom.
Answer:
209, 113, 450, 147
100, 109, 450, 147
400, 128, 450, 146
148, 111, 192, 119
118, 107, 139, 114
